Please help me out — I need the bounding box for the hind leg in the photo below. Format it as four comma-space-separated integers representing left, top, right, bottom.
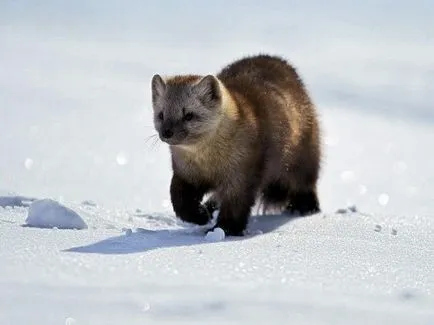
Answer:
261, 182, 291, 213
262, 181, 320, 216
286, 189, 320, 216
262, 182, 288, 203
284, 151, 321, 216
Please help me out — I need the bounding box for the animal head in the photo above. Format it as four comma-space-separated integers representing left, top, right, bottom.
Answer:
151, 74, 223, 146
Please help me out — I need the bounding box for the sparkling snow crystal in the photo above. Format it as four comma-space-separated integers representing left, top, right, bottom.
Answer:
378, 193, 390, 206
24, 158, 34, 170
116, 152, 128, 165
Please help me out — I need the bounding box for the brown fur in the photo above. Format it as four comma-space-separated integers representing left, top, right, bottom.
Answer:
165, 75, 202, 85
151, 54, 321, 236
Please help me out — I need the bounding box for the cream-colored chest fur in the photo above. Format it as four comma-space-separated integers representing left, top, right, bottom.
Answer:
171, 131, 249, 186
170, 87, 257, 187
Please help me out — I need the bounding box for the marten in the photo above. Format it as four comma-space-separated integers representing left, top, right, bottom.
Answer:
150, 54, 321, 236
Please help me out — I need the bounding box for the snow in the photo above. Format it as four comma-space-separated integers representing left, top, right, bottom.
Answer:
0, 195, 36, 208
205, 227, 226, 242
1, 205, 433, 324
25, 199, 88, 230
1, 0, 434, 324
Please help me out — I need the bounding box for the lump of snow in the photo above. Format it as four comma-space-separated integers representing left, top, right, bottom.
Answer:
25, 199, 88, 230
81, 200, 97, 207
205, 227, 225, 242
336, 205, 357, 214
0, 196, 36, 208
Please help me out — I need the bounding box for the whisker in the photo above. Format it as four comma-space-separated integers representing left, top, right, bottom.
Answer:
144, 134, 162, 151
145, 134, 158, 144
151, 137, 160, 149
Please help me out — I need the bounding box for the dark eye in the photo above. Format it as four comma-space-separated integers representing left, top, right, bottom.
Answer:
157, 112, 164, 121
183, 112, 194, 121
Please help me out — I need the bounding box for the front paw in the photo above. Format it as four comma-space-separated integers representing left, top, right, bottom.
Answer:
177, 205, 211, 226
203, 198, 219, 216
214, 219, 246, 236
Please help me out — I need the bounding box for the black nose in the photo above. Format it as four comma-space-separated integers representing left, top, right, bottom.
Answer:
162, 128, 174, 139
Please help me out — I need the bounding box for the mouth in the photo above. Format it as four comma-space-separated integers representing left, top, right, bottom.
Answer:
159, 134, 186, 146
160, 138, 179, 145
160, 135, 201, 147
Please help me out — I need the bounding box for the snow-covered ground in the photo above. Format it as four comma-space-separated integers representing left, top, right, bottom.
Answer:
1, 1, 433, 324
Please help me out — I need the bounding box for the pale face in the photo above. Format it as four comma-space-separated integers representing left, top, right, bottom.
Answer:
151, 75, 222, 146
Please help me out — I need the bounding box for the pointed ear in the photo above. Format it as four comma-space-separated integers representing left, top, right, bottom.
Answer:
194, 75, 221, 105
151, 74, 166, 102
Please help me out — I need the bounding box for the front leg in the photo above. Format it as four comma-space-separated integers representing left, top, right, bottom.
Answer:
215, 186, 257, 236
170, 173, 210, 225
203, 194, 220, 216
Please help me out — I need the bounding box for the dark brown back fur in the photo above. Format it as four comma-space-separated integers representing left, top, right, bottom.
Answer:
217, 55, 321, 207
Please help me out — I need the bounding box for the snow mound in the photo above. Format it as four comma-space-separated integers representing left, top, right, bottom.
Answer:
205, 227, 226, 242
0, 196, 37, 208
25, 199, 88, 230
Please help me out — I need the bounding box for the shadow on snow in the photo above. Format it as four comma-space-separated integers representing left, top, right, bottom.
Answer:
64, 213, 302, 255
